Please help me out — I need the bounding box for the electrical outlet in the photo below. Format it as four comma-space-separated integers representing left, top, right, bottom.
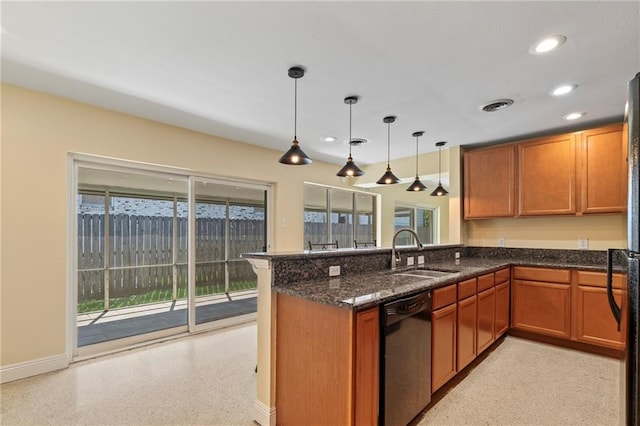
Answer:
329, 265, 341, 276
498, 238, 506, 247
417, 256, 425, 265
455, 251, 461, 259
578, 238, 589, 250
407, 257, 415, 266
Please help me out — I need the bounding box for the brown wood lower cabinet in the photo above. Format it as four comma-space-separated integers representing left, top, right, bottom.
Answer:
276, 293, 378, 426
354, 307, 380, 424
511, 267, 572, 339
511, 267, 627, 352
477, 287, 496, 353
431, 299, 457, 392
575, 271, 627, 350
456, 295, 477, 371
495, 281, 510, 337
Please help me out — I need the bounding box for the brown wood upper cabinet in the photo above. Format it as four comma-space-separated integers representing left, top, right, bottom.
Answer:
463, 123, 626, 219
518, 134, 576, 216
463, 145, 516, 219
578, 123, 627, 214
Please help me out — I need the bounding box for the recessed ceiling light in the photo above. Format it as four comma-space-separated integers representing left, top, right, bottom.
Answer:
564, 112, 585, 120
551, 84, 577, 96
322, 136, 337, 142
530, 35, 567, 55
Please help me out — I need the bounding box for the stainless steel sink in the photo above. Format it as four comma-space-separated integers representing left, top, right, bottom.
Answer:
393, 269, 457, 279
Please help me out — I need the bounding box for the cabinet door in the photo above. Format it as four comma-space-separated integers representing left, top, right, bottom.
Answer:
576, 285, 626, 350
432, 303, 457, 392
518, 134, 576, 215
477, 287, 495, 354
511, 279, 571, 339
354, 308, 379, 425
457, 296, 477, 371
494, 281, 510, 338
579, 124, 627, 214
464, 145, 516, 219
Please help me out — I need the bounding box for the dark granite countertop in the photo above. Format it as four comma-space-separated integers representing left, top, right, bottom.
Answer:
272, 257, 613, 311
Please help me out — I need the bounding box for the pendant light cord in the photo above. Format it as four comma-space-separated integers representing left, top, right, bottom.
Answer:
415, 135, 419, 177
438, 145, 442, 184
348, 102, 352, 156
293, 78, 297, 139
387, 123, 391, 167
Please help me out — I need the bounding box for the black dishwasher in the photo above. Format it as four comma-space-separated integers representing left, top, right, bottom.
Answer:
380, 291, 432, 426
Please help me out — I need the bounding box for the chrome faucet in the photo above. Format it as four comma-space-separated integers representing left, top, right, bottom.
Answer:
391, 228, 424, 270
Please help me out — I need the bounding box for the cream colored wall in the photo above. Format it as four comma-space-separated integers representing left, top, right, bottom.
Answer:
465, 214, 627, 250
365, 184, 450, 246
0, 84, 364, 366
361, 147, 461, 246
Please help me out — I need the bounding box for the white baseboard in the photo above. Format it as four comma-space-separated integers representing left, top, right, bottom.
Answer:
253, 399, 276, 426
1, 354, 69, 384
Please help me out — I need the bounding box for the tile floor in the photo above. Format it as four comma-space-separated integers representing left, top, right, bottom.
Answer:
1, 328, 623, 425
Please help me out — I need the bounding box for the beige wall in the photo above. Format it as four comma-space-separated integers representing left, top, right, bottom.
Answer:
1, 82, 627, 373
465, 214, 627, 250
360, 146, 460, 246
0, 84, 368, 366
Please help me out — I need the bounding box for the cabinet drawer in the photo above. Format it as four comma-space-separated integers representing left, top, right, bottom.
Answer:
513, 266, 571, 283
495, 268, 510, 284
433, 284, 457, 309
458, 278, 477, 300
576, 270, 624, 289
477, 273, 495, 292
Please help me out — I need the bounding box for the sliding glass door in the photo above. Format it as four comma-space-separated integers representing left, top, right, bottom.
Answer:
74, 161, 268, 353
192, 178, 265, 326
76, 168, 189, 347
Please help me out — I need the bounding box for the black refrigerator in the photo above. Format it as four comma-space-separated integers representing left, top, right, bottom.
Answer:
607, 71, 640, 426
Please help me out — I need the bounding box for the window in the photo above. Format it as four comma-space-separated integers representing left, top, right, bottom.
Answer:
304, 184, 376, 248
394, 204, 437, 246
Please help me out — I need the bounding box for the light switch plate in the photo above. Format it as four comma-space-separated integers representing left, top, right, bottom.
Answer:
498, 238, 506, 247
407, 257, 415, 266
417, 256, 425, 265
329, 265, 340, 276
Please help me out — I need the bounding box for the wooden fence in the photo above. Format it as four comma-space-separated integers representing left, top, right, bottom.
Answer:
77, 214, 264, 302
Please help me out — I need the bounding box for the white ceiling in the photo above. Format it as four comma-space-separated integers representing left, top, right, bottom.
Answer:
2, 1, 639, 166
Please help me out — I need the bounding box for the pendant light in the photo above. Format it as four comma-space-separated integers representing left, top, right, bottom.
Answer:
376, 116, 401, 185
336, 96, 364, 177
430, 141, 449, 196
407, 131, 428, 192
279, 66, 312, 165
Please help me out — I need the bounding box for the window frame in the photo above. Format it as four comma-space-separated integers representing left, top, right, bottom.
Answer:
303, 183, 377, 249
393, 203, 439, 246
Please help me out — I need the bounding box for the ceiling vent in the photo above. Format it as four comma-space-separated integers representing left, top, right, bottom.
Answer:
347, 138, 368, 146
481, 99, 514, 112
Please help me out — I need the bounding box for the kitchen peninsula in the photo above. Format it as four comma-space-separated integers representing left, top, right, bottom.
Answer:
244, 245, 626, 426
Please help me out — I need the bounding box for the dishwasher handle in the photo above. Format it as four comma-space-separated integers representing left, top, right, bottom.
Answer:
384, 292, 432, 325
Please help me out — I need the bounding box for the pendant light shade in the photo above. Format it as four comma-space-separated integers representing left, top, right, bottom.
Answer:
430, 141, 449, 196
337, 96, 365, 177
376, 116, 401, 185
279, 66, 312, 165
407, 131, 428, 192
